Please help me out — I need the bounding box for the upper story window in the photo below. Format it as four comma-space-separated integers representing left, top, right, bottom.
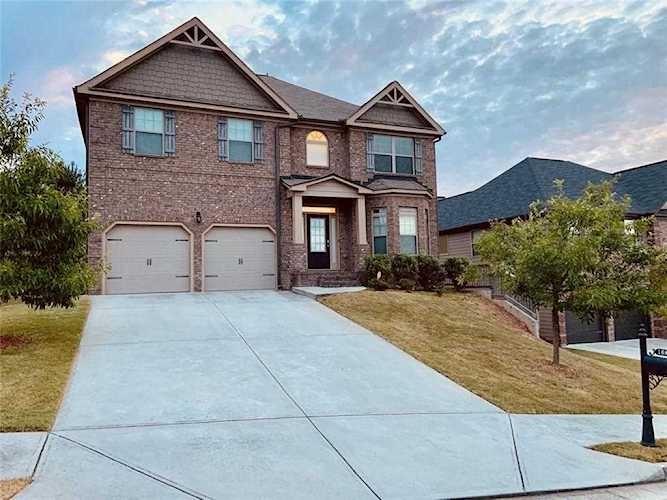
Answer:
399, 207, 418, 254
372, 208, 388, 255
122, 105, 175, 157
306, 131, 329, 167
228, 118, 253, 163
217, 117, 264, 164
368, 134, 422, 175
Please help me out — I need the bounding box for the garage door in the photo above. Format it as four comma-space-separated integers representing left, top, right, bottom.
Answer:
204, 227, 276, 291
105, 225, 191, 294
565, 311, 604, 344
614, 310, 650, 341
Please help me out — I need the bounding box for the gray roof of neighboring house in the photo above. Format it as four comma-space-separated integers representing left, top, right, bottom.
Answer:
614, 160, 667, 216
258, 75, 358, 122
438, 157, 667, 232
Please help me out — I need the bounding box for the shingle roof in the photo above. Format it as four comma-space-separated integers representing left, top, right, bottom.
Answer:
614, 160, 667, 216
438, 158, 666, 232
258, 75, 358, 122
364, 176, 430, 193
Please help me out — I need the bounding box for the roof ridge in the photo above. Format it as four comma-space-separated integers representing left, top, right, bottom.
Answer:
613, 159, 667, 175
524, 157, 548, 201
258, 74, 357, 107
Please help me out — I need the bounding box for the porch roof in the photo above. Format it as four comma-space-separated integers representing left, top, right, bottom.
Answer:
281, 174, 432, 197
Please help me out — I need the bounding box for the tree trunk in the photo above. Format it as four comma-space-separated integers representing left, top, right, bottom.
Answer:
551, 306, 561, 366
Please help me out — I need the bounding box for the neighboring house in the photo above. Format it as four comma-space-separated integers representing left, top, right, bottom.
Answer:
73, 17, 444, 295
437, 157, 667, 343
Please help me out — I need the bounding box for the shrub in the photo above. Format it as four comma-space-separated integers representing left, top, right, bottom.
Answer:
416, 255, 446, 291
391, 254, 417, 283
442, 257, 473, 291
363, 255, 392, 289
398, 278, 416, 291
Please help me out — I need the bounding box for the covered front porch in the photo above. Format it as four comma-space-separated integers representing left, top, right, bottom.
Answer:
281, 175, 372, 288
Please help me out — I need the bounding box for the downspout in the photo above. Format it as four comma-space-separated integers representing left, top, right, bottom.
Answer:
275, 121, 293, 289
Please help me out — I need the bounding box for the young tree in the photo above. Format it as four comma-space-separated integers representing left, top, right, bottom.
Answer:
476, 181, 667, 365
0, 79, 96, 308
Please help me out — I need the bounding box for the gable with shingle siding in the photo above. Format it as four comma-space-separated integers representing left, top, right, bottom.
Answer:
102, 44, 282, 111
357, 102, 432, 129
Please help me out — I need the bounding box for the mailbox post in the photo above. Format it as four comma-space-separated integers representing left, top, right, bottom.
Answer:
639, 324, 667, 447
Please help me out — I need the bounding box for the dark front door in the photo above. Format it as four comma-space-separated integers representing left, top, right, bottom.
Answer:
307, 215, 330, 269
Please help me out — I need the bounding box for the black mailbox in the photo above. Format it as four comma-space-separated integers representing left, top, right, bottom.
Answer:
643, 354, 667, 377
639, 328, 666, 447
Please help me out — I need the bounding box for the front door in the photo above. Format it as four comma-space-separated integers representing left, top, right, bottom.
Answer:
307, 215, 330, 269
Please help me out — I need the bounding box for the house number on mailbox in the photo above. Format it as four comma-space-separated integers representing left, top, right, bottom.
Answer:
238, 258, 244, 265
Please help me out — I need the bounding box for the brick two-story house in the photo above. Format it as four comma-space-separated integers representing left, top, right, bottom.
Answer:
73, 18, 444, 294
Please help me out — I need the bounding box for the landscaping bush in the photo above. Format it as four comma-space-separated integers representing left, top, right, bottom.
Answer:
442, 257, 473, 291
363, 255, 392, 289
397, 278, 416, 291
391, 254, 417, 283
416, 255, 446, 291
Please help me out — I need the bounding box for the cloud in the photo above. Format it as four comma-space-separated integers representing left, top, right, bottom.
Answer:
3, 0, 665, 194
38, 67, 81, 107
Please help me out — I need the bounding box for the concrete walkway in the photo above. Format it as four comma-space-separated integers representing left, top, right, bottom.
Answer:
13, 292, 667, 499
568, 338, 667, 360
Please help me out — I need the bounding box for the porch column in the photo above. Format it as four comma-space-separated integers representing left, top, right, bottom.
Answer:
292, 193, 304, 244
356, 196, 367, 245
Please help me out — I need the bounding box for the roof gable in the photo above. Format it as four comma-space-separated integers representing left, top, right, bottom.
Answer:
347, 81, 444, 135
75, 18, 297, 118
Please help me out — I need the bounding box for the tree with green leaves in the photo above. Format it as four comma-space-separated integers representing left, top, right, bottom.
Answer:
0, 79, 96, 308
476, 180, 667, 365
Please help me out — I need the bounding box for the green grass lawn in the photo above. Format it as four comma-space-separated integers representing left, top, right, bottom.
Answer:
591, 439, 667, 463
321, 290, 667, 414
0, 299, 90, 432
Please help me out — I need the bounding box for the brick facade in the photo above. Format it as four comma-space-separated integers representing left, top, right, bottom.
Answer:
87, 98, 440, 292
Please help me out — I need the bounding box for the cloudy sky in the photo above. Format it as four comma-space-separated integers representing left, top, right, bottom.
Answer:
1, 0, 665, 195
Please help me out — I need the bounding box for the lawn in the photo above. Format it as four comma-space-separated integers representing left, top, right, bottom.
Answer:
321, 290, 667, 414
591, 439, 667, 463
0, 299, 90, 432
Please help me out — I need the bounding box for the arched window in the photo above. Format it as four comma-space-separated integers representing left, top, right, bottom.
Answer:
306, 130, 329, 167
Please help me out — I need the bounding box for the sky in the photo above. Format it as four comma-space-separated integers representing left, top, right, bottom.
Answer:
1, 0, 665, 196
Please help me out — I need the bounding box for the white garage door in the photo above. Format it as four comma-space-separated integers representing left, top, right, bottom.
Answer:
204, 227, 276, 291
105, 225, 191, 294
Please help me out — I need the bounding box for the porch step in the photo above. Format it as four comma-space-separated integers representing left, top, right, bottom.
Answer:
292, 271, 361, 288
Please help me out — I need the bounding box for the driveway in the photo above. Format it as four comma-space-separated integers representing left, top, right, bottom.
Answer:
567, 338, 667, 360
18, 292, 666, 499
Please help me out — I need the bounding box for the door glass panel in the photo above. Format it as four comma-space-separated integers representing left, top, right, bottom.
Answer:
309, 218, 326, 252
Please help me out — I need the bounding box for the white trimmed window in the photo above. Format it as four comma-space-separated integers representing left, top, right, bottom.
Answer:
371, 135, 415, 174
399, 207, 417, 254
306, 131, 329, 167
135, 107, 164, 156
372, 208, 388, 255
228, 118, 253, 162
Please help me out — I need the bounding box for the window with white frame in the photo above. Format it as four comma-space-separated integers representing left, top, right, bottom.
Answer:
135, 107, 164, 156
372, 208, 387, 254
371, 135, 415, 174
228, 118, 253, 162
399, 207, 417, 254
306, 131, 329, 167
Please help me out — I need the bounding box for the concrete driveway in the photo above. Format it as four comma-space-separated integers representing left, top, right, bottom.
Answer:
567, 338, 667, 360
18, 292, 666, 499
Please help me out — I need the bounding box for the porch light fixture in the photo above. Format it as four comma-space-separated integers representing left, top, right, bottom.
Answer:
195, 211, 202, 224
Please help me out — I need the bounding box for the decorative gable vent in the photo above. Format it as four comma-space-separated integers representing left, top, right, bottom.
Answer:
379, 87, 410, 106
172, 25, 219, 49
